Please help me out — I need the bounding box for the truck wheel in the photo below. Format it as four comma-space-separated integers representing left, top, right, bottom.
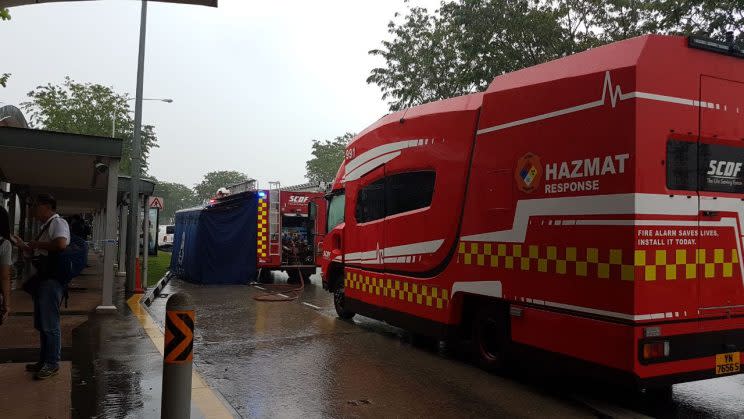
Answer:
258, 269, 273, 284
472, 303, 507, 371
334, 285, 355, 320
287, 269, 301, 284
301, 268, 316, 284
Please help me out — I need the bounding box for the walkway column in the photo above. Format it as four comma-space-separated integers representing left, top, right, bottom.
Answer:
97, 160, 119, 313
117, 201, 128, 277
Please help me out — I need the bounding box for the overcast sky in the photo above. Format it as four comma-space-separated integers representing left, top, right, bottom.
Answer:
0, 0, 440, 189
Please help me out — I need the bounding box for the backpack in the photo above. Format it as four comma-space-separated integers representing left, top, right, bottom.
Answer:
28, 219, 86, 307
54, 234, 87, 286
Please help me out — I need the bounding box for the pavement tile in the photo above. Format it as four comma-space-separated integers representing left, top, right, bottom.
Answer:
0, 362, 71, 419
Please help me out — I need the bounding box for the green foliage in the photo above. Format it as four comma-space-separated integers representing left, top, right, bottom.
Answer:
21, 77, 158, 174
305, 132, 354, 184
194, 171, 249, 201
369, 0, 744, 111
153, 180, 199, 224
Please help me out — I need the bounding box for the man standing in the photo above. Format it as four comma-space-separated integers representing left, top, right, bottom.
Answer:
13, 194, 69, 380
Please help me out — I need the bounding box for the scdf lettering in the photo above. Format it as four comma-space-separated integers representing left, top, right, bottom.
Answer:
707, 160, 743, 178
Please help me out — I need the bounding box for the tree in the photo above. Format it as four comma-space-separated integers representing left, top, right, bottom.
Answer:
305, 133, 354, 184
194, 171, 249, 201
21, 77, 158, 174
368, 0, 744, 111
1, 8, 10, 88
153, 180, 199, 224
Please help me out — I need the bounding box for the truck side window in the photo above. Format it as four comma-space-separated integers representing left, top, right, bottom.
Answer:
386, 171, 436, 216
667, 140, 697, 191
355, 178, 385, 223
327, 192, 345, 232
668, 140, 744, 193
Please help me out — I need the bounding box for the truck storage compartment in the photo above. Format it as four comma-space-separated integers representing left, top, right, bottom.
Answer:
281, 215, 314, 266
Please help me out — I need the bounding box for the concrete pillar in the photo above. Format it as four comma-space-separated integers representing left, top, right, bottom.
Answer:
97, 160, 119, 313
117, 203, 128, 277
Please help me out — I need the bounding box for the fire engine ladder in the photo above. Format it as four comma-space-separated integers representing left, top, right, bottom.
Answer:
268, 181, 281, 256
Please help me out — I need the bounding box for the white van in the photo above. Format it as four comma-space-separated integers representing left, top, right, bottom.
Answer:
158, 225, 175, 248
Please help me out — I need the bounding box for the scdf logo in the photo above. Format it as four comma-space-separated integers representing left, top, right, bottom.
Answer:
515, 153, 543, 193
289, 196, 309, 204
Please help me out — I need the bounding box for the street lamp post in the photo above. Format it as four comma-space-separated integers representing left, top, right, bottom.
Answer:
111, 98, 172, 138
127, 0, 149, 294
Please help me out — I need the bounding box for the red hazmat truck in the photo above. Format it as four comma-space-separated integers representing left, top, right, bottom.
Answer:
320, 35, 744, 388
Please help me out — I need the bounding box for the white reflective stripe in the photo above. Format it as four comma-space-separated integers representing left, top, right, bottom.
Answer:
345, 239, 444, 263
343, 152, 400, 182
460, 193, 700, 243
384, 239, 443, 257
477, 71, 719, 135
345, 139, 422, 174
534, 299, 665, 322
451, 281, 502, 298
452, 284, 668, 321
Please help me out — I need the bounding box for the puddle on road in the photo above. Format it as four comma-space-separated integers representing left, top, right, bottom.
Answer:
670, 375, 744, 417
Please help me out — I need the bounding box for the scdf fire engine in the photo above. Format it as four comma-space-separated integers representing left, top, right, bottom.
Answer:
249, 182, 326, 283
320, 35, 744, 388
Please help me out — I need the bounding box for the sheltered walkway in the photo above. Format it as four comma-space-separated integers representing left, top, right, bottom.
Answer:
0, 107, 122, 418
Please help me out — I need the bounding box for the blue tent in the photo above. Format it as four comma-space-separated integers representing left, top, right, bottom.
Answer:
170, 192, 258, 284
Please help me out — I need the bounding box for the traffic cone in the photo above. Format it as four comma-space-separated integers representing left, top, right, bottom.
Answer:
134, 257, 145, 294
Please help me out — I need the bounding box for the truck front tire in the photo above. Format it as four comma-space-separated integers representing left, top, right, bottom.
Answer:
334, 285, 355, 320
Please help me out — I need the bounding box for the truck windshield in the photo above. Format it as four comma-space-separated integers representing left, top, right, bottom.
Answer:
327, 192, 345, 232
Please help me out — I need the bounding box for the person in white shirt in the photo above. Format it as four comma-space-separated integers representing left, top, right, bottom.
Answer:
0, 206, 12, 325
12, 194, 69, 380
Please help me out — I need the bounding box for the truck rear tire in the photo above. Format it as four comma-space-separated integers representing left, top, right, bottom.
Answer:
334, 285, 355, 320
258, 269, 273, 284
287, 269, 301, 284
472, 303, 508, 372
301, 268, 315, 284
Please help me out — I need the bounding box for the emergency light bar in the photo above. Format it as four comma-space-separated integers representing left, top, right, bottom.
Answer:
688, 35, 744, 58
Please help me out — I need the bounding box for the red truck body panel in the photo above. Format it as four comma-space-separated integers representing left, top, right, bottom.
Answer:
322, 35, 744, 385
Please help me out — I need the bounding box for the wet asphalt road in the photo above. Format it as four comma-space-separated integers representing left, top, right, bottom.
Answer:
147, 274, 744, 419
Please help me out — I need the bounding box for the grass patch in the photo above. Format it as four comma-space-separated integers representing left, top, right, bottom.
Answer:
147, 250, 172, 287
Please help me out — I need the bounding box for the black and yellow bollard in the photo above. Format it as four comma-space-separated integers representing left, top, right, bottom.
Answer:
162, 293, 194, 419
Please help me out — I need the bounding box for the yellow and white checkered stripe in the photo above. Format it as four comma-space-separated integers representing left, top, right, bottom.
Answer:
457, 242, 739, 281
257, 196, 268, 258
345, 271, 450, 309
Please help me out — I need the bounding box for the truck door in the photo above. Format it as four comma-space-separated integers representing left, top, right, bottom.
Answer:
697, 76, 744, 319
346, 165, 386, 270
308, 197, 327, 266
